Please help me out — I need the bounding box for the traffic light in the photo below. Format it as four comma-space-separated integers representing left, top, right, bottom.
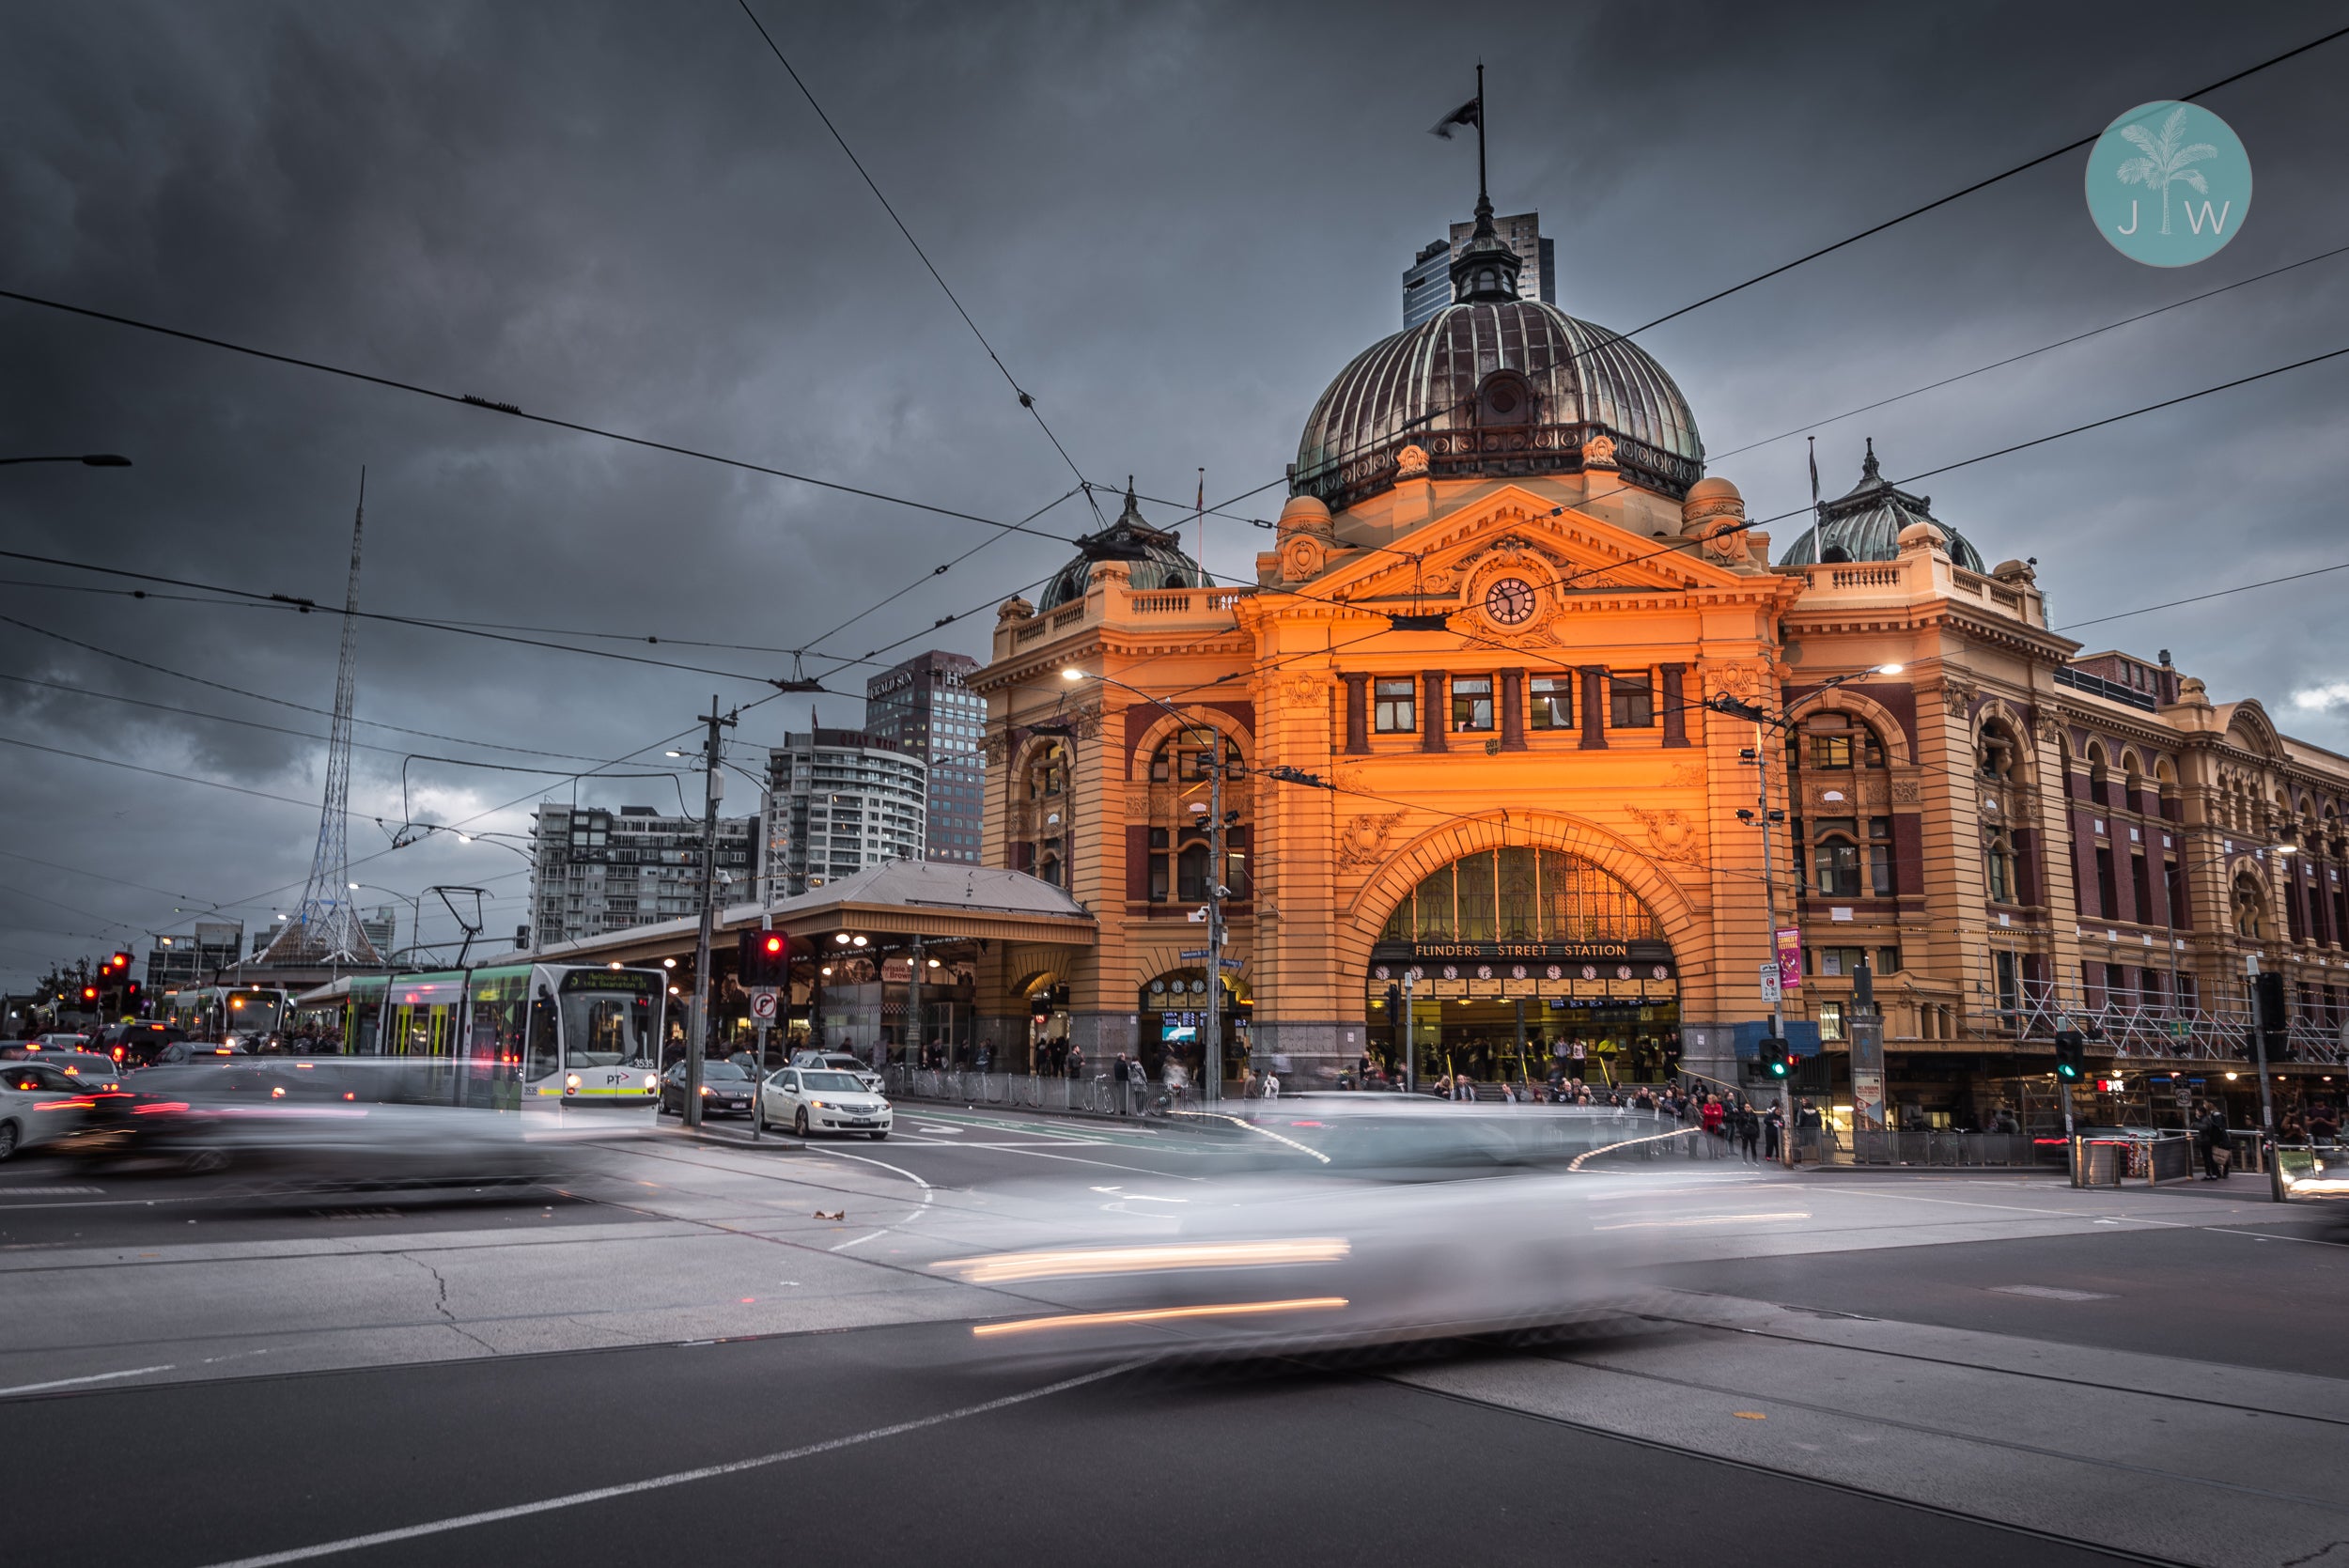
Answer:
1758, 1035, 1790, 1079
2053, 1029, 2086, 1082
738, 929, 788, 986
110, 951, 132, 972
81, 985, 98, 1004
1384, 983, 1401, 1018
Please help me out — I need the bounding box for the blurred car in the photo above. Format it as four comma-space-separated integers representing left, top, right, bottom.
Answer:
76, 1059, 599, 1187
38, 1032, 91, 1049
39, 1051, 124, 1091
660, 1060, 753, 1118
760, 1066, 891, 1139
103, 1022, 188, 1067
788, 1049, 882, 1093
158, 1040, 244, 1064
0, 1059, 122, 1160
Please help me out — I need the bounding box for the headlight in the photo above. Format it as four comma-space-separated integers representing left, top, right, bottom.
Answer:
809, 1099, 831, 1109
565, 1073, 581, 1094
644, 1074, 658, 1090
699, 1085, 713, 1096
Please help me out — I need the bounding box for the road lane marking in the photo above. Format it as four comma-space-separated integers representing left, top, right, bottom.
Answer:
193, 1361, 1138, 1568
0, 1363, 175, 1397
1594, 1211, 1812, 1231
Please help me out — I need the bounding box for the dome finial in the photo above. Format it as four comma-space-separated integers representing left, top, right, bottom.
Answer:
1860, 437, 1882, 485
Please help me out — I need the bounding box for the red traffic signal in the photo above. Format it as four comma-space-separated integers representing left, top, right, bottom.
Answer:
81, 986, 99, 1001
762, 934, 785, 957
111, 951, 132, 971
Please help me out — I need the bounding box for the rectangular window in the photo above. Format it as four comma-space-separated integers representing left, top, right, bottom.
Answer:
2095, 846, 2117, 921
2131, 854, 2153, 923
1147, 855, 1168, 902
1870, 844, 1895, 896
1810, 735, 1854, 770
1876, 946, 1903, 974
1450, 676, 1494, 732
1814, 841, 1862, 897
1609, 671, 1654, 729
1528, 674, 1573, 730
1817, 1001, 1845, 1042
1373, 678, 1416, 735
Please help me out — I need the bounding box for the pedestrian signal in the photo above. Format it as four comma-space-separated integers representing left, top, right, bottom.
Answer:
2253, 970, 2291, 1062
2053, 1029, 2086, 1081
1759, 1035, 1789, 1079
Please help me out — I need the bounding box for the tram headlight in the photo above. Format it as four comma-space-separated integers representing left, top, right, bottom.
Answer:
644, 1074, 658, 1091
564, 1073, 581, 1095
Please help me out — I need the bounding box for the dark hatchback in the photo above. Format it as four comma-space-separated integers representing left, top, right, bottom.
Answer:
660, 1061, 753, 1118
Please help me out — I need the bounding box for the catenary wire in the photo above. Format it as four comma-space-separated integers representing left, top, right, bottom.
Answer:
731, 0, 1107, 525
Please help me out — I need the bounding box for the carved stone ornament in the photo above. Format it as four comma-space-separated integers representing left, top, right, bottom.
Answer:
1623, 803, 1703, 865
1666, 762, 1707, 790
996, 594, 1034, 624
1703, 520, 1750, 563
1125, 787, 1152, 815
1581, 433, 1619, 471
1891, 780, 1921, 803
1282, 534, 1327, 584
1942, 675, 1978, 711
1707, 660, 1768, 701
1283, 674, 1323, 709
1337, 811, 1408, 871
1395, 444, 1430, 479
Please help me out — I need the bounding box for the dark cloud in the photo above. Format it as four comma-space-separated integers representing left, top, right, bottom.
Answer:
3, 0, 2344, 983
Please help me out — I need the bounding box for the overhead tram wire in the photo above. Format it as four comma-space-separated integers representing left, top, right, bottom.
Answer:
0, 291, 1090, 551
732, 0, 1107, 524
1277, 24, 2349, 506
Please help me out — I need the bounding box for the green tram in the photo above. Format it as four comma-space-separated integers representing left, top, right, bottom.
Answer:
293, 963, 665, 1106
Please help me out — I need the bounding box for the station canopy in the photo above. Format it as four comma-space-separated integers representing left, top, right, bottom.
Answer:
519, 862, 1097, 970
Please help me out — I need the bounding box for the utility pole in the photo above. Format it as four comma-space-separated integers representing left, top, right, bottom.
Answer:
1403, 966, 1416, 1094
906, 933, 924, 1075
685, 696, 736, 1130
1204, 742, 1224, 1104
1752, 715, 1796, 1161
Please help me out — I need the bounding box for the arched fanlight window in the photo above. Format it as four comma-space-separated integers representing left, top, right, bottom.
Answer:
1378, 848, 1660, 944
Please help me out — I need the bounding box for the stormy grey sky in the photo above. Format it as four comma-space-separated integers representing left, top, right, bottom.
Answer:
2, 0, 2344, 986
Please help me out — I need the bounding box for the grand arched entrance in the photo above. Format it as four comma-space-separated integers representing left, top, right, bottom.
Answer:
1367, 847, 1678, 1084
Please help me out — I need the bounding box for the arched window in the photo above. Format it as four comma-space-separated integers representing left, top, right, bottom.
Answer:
1378, 848, 1661, 944
2087, 743, 2111, 811
1476, 369, 1533, 427
1139, 723, 1250, 907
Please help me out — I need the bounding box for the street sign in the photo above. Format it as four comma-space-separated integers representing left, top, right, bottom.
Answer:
1219, 957, 1243, 971
1758, 962, 1781, 1004
1178, 948, 1210, 960
749, 988, 779, 1021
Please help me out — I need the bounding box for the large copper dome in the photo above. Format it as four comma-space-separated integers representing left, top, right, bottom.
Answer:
1293, 296, 1705, 512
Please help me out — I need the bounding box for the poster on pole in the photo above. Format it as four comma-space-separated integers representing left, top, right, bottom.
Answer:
1758, 962, 1781, 1004
1852, 1068, 1885, 1126
1775, 927, 1802, 994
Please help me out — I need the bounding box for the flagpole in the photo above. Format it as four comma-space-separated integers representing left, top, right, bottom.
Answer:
1195, 467, 1206, 583
1475, 61, 1486, 201
1807, 435, 1822, 565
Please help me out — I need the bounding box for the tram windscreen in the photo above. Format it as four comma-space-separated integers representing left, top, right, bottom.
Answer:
225, 989, 287, 1035
558, 971, 659, 1067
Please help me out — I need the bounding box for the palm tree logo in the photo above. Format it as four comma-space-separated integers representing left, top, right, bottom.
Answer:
2114, 105, 2217, 237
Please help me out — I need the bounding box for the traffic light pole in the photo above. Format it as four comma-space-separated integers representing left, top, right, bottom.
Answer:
1752, 718, 1795, 1163
684, 697, 735, 1131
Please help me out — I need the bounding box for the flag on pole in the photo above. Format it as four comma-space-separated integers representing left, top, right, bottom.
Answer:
1806, 436, 1822, 564
1428, 96, 1480, 138
1195, 468, 1206, 583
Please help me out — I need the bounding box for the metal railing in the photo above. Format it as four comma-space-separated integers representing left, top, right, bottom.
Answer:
882, 1067, 1206, 1118
1813, 1129, 2059, 1169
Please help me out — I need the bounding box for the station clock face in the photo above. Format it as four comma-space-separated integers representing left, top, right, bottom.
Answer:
1485, 576, 1536, 626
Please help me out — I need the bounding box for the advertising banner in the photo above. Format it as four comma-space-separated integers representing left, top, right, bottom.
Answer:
1775, 927, 1803, 994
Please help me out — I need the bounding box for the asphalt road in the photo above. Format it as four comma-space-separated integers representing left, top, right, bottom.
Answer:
7, 1101, 2346, 1567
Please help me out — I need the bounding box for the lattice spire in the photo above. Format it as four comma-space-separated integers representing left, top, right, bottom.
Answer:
258, 471, 381, 969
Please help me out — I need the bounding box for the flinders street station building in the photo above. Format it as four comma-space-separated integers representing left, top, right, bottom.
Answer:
970, 194, 2349, 1134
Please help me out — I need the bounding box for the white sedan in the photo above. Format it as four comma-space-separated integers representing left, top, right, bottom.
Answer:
759, 1067, 893, 1140
0, 1060, 101, 1160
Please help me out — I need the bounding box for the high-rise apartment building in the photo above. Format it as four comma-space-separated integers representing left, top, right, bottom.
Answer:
529, 804, 760, 948
863, 651, 985, 865
1402, 211, 1555, 327
762, 731, 928, 898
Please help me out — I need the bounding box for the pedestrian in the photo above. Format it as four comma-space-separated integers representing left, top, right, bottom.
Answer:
1262, 1066, 1280, 1100
2197, 1103, 2229, 1179
1701, 1094, 1726, 1141
1128, 1052, 1147, 1111
1737, 1101, 1761, 1163
1763, 1103, 1784, 1161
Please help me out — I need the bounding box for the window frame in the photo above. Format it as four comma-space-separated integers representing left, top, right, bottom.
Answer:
1527, 673, 1573, 731
1373, 678, 1416, 735
1608, 670, 1655, 730
1449, 675, 1495, 734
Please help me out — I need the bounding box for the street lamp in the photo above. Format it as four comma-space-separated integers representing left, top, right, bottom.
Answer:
1063, 663, 1233, 1101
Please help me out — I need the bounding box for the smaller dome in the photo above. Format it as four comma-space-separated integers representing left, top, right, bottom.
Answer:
1781, 439, 1986, 573
1036, 481, 1204, 611
1896, 520, 1945, 552
1684, 475, 1742, 506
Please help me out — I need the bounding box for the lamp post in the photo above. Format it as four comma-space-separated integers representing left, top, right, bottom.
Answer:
348, 882, 423, 964
1710, 662, 1904, 1162
1064, 664, 1228, 1103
